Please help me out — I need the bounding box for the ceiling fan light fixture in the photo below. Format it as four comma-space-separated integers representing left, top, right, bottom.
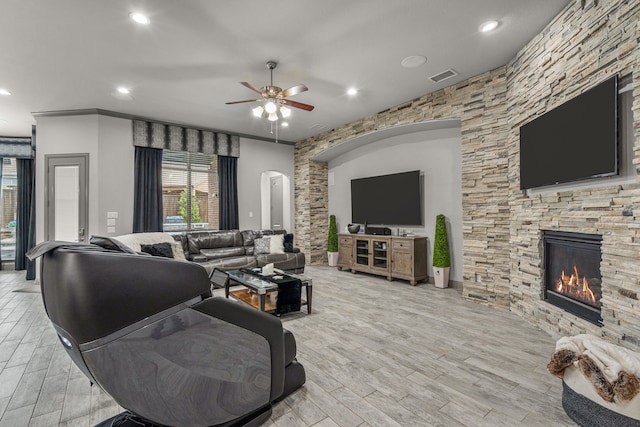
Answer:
264, 101, 277, 114
252, 106, 264, 118
280, 105, 291, 118
226, 61, 314, 135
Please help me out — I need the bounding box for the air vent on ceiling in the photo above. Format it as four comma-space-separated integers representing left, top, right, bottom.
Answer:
429, 69, 458, 83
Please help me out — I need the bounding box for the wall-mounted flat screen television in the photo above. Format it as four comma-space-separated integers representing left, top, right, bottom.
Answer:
519, 75, 618, 190
351, 170, 422, 225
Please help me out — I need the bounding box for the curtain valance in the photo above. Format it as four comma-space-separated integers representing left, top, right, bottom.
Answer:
132, 120, 239, 157
0, 137, 34, 158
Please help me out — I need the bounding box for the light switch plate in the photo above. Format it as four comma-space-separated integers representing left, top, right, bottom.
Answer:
107, 226, 116, 233
107, 212, 118, 219
107, 218, 116, 226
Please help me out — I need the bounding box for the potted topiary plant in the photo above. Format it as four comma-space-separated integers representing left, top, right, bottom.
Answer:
433, 214, 450, 288
328, 214, 339, 267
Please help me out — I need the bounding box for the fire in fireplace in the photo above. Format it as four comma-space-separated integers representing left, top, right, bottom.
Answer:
555, 265, 598, 306
543, 230, 603, 326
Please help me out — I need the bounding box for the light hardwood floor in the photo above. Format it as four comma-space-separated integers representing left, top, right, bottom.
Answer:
0, 266, 575, 426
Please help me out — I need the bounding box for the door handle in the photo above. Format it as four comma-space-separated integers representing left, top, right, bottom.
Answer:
79, 228, 85, 241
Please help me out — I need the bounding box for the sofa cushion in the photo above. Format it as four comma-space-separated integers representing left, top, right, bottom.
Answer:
255, 237, 271, 255
187, 230, 242, 254
200, 247, 245, 260
256, 253, 304, 272
192, 256, 258, 275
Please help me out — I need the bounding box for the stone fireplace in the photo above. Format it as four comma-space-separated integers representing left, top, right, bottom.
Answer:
543, 231, 603, 326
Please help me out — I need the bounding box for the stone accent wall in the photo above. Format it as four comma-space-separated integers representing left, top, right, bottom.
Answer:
293, 153, 327, 260
294, 0, 640, 350
295, 68, 512, 302
508, 0, 640, 350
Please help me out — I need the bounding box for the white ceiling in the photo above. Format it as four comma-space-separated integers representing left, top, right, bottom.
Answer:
0, 0, 571, 143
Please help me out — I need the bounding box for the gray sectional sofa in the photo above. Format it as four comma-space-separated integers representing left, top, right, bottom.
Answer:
172, 229, 305, 274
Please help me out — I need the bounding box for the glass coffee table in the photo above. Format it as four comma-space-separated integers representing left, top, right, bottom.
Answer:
225, 268, 312, 314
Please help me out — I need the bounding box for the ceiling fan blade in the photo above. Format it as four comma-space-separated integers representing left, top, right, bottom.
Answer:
282, 98, 315, 111
240, 81, 263, 94
281, 84, 308, 98
225, 99, 260, 105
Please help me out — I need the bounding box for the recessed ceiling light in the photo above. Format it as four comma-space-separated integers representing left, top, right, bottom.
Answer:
130, 12, 150, 25
401, 55, 427, 68
479, 20, 499, 33
347, 88, 358, 96
117, 87, 130, 94
0, 89, 11, 96
281, 122, 289, 127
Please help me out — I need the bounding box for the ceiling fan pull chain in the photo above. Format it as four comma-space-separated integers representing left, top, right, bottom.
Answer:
269, 120, 279, 143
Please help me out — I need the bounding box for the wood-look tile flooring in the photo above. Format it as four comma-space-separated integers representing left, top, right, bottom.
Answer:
0, 266, 575, 426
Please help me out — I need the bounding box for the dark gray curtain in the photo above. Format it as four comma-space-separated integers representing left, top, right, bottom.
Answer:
15, 158, 36, 279
133, 146, 163, 232
218, 155, 238, 230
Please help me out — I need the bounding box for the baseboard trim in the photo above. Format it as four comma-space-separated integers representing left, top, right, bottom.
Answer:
427, 276, 463, 291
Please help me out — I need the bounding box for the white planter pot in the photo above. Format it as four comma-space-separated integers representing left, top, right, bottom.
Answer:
328, 251, 339, 267
434, 267, 450, 288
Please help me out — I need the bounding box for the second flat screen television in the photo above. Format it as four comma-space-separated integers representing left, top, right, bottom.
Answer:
351, 170, 422, 226
519, 75, 618, 189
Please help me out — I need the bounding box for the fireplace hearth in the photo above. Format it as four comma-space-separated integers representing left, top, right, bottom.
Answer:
543, 231, 603, 326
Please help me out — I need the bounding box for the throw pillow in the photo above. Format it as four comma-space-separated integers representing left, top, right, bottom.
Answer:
270, 234, 285, 254
140, 243, 174, 258
283, 233, 294, 252
254, 237, 271, 255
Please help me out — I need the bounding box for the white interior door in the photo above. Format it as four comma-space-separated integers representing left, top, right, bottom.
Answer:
46, 154, 88, 242
270, 174, 283, 230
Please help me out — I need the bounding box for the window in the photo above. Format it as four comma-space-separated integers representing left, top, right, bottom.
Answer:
0, 158, 17, 261
162, 150, 218, 231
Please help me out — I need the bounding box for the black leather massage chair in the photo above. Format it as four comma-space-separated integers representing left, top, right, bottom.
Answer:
27, 241, 306, 427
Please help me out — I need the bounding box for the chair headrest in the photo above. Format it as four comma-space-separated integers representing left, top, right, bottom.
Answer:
34, 242, 210, 344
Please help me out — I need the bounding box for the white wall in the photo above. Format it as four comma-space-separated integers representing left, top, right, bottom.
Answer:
328, 127, 463, 282
35, 117, 294, 249
237, 138, 295, 231
36, 115, 99, 244
35, 114, 134, 245
97, 115, 135, 234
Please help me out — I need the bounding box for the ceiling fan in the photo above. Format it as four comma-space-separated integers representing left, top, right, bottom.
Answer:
226, 61, 314, 121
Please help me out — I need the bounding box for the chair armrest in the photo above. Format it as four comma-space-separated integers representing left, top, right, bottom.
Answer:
291, 248, 300, 253
191, 254, 207, 262
192, 297, 285, 400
